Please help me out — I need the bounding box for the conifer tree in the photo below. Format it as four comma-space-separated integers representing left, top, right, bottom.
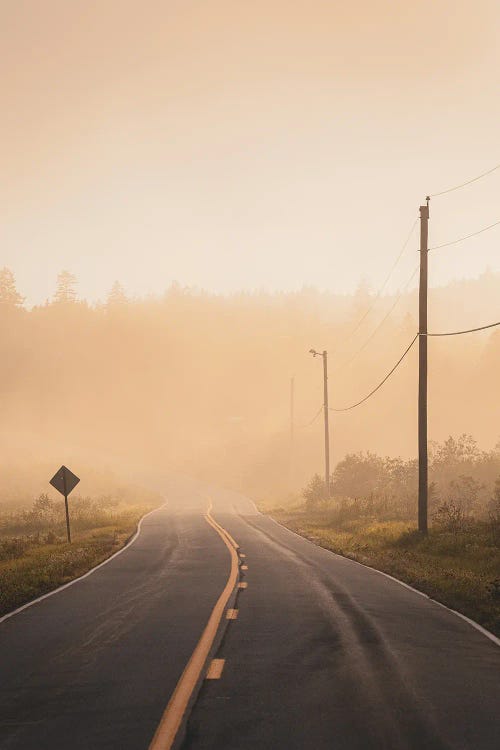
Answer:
107, 281, 127, 306
53, 270, 77, 304
0, 267, 24, 308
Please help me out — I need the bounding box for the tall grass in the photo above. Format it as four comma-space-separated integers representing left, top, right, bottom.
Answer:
270, 506, 500, 636
0, 492, 160, 616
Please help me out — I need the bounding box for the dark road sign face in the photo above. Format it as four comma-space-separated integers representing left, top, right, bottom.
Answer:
50, 466, 80, 497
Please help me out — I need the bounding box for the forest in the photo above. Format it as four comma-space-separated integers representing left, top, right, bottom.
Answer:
0, 266, 499, 508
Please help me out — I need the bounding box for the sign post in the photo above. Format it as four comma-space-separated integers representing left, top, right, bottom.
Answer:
49, 465, 80, 544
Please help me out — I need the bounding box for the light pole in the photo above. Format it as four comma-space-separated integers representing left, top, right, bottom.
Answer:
309, 349, 330, 497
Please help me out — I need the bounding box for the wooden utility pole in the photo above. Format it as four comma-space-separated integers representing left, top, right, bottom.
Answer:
418, 199, 429, 534
309, 348, 331, 496
290, 376, 295, 488
322, 351, 330, 497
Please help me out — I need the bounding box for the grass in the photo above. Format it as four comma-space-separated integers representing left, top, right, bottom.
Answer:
0, 499, 159, 617
267, 506, 500, 637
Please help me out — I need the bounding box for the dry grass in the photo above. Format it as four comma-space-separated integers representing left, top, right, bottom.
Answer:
0, 498, 159, 616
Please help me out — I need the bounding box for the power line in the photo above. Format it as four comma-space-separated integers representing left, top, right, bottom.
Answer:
429, 163, 500, 197
341, 218, 418, 343
296, 405, 323, 428
327, 321, 499, 414
429, 219, 500, 250
330, 334, 419, 412
426, 321, 500, 336
325, 321, 498, 414
335, 264, 419, 374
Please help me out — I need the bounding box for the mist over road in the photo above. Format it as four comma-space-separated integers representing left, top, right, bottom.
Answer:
1, 481, 499, 749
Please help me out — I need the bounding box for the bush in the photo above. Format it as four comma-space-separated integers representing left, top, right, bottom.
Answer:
432, 501, 468, 535
0, 537, 29, 561
303, 474, 328, 511
488, 478, 500, 545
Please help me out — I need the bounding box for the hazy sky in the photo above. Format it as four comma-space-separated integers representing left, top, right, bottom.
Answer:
1, 1, 499, 306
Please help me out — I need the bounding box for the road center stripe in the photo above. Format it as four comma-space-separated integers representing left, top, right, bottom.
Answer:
148, 504, 239, 750
206, 659, 225, 679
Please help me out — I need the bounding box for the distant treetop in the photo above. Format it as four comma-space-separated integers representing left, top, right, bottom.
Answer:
107, 281, 128, 306
0, 267, 25, 308
53, 270, 77, 304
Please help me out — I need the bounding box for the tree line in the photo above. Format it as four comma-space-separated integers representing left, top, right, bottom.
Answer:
0, 266, 499, 501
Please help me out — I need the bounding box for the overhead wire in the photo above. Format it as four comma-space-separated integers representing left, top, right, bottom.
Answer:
295, 405, 323, 428
429, 220, 500, 251
429, 163, 500, 197
334, 263, 419, 374
301, 163, 500, 418
327, 322, 499, 414
330, 334, 419, 412
343, 218, 418, 341
426, 321, 500, 336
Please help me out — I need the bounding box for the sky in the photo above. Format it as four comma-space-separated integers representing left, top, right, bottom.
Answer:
1, 0, 499, 307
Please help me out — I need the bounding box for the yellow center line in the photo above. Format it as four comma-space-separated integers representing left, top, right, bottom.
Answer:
226, 608, 238, 620
206, 500, 240, 551
206, 658, 225, 679
148, 503, 239, 750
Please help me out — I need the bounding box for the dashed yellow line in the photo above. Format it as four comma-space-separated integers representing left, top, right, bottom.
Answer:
241, 564, 248, 570
226, 608, 238, 620
148, 505, 239, 750
238, 582, 248, 589
206, 658, 225, 679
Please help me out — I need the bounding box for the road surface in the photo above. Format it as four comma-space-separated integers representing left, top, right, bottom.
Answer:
1, 480, 499, 749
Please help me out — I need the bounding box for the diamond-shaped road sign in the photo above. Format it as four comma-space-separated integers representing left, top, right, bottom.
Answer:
50, 465, 80, 497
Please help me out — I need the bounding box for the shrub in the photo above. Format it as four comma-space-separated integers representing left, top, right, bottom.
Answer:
303, 474, 328, 511
488, 478, 500, 545
432, 501, 468, 535
0, 537, 29, 561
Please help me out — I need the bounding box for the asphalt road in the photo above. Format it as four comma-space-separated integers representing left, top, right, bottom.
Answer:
0, 488, 228, 750
1, 482, 499, 750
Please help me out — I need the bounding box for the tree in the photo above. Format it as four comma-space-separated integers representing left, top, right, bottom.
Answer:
53, 270, 77, 304
332, 452, 385, 498
448, 474, 484, 515
107, 281, 127, 307
489, 477, 500, 544
0, 267, 24, 308
303, 473, 328, 510
351, 279, 372, 320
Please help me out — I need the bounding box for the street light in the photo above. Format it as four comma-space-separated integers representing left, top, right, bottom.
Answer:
309, 348, 330, 497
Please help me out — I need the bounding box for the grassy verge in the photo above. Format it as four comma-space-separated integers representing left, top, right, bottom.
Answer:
268, 507, 500, 637
0, 502, 158, 617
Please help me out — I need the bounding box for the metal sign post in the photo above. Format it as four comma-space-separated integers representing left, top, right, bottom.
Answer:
49, 465, 80, 544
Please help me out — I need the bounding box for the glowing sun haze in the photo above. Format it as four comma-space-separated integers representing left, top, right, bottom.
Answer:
1, 0, 499, 306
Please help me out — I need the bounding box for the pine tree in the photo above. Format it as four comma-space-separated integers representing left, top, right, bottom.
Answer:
0, 267, 24, 308
53, 270, 77, 304
107, 281, 127, 306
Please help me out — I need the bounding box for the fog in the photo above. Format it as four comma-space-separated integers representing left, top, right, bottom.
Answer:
0, 268, 498, 505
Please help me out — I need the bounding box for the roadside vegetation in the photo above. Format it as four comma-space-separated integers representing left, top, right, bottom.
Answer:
0, 490, 161, 617
267, 435, 500, 636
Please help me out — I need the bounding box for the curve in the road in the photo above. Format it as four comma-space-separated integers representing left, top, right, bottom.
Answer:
149, 502, 241, 750
267, 516, 500, 648
0, 501, 168, 625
